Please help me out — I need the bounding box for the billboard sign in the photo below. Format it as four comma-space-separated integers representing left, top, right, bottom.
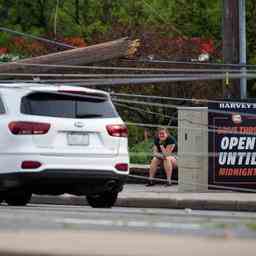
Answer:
208, 101, 256, 188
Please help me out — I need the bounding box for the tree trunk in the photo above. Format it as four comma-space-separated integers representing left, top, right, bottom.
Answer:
75, 0, 80, 24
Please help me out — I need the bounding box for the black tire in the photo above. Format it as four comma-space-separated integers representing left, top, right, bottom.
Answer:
5, 191, 32, 206
86, 192, 118, 208
0, 191, 5, 205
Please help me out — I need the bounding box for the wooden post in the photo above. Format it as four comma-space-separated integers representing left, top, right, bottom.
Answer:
223, 0, 240, 98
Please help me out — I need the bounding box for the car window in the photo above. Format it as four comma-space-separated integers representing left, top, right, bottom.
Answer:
20, 92, 118, 118
0, 96, 5, 114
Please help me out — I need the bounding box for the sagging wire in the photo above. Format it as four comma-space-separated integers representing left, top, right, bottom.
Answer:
116, 102, 216, 134
5, 63, 256, 74
141, 0, 185, 37
111, 97, 256, 118
0, 27, 74, 49
111, 92, 250, 106
2, 75, 256, 87
112, 92, 256, 131
124, 59, 256, 69
126, 121, 256, 136
115, 102, 171, 120
2, 72, 250, 78
115, 100, 256, 136
113, 97, 256, 136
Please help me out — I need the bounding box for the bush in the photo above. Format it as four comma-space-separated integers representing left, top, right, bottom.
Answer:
0, 53, 20, 63
129, 139, 153, 164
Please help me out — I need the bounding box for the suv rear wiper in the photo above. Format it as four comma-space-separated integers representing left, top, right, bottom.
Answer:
76, 114, 103, 118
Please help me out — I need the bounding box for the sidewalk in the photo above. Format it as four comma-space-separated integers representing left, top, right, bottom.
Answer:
31, 184, 256, 211
1, 230, 255, 256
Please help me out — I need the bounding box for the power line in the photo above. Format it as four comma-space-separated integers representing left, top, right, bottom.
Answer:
0, 76, 243, 86
111, 92, 248, 105
141, 0, 185, 37
112, 97, 256, 118
66, 74, 256, 86
124, 59, 256, 69
3, 72, 255, 78
115, 102, 171, 120
122, 108, 256, 136
0, 27, 75, 49
6, 63, 256, 73
7, 73, 250, 86
2, 75, 255, 87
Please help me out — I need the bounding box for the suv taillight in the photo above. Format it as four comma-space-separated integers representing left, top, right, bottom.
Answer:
9, 122, 50, 135
106, 124, 128, 137
115, 163, 129, 172
21, 161, 42, 169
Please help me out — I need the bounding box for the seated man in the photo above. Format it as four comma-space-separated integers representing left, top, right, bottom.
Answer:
146, 128, 177, 186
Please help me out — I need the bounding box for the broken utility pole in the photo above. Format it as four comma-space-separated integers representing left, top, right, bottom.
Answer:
0, 38, 140, 74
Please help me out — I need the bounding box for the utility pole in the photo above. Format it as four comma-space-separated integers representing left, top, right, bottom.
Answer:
239, 0, 247, 99
223, 0, 240, 98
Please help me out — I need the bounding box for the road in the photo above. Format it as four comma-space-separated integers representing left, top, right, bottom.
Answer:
0, 203, 256, 255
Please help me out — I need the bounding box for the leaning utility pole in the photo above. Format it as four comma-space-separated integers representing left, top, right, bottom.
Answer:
223, 0, 240, 98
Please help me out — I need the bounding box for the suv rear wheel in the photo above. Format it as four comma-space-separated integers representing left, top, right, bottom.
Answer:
5, 191, 32, 206
86, 192, 118, 208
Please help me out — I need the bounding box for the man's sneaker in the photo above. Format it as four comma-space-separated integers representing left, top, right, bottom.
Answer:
146, 180, 155, 187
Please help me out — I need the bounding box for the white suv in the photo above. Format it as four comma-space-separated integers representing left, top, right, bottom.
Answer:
0, 83, 129, 208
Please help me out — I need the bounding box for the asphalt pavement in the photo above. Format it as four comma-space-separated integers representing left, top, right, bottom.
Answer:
0, 204, 256, 255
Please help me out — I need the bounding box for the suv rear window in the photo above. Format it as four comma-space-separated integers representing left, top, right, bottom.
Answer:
21, 92, 118, 118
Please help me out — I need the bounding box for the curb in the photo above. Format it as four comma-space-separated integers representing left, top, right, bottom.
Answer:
31, 195, 256, 212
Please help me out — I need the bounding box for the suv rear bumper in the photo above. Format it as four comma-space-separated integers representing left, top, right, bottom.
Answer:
0, 170, 128, 195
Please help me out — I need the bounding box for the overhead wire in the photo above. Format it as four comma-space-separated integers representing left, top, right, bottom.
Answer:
115, 102, 171, 120
4, 62, 256, 73
111, 92, 250, 105
0, 27, 75, 49
124, 59, 256, 69
55, 74, 256, 86
114, 98, 256, 136
3, 72, 255, 78
111, 97, 256, 118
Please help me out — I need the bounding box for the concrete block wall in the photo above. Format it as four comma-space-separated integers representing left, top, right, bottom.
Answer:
178, 107, 208, 192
